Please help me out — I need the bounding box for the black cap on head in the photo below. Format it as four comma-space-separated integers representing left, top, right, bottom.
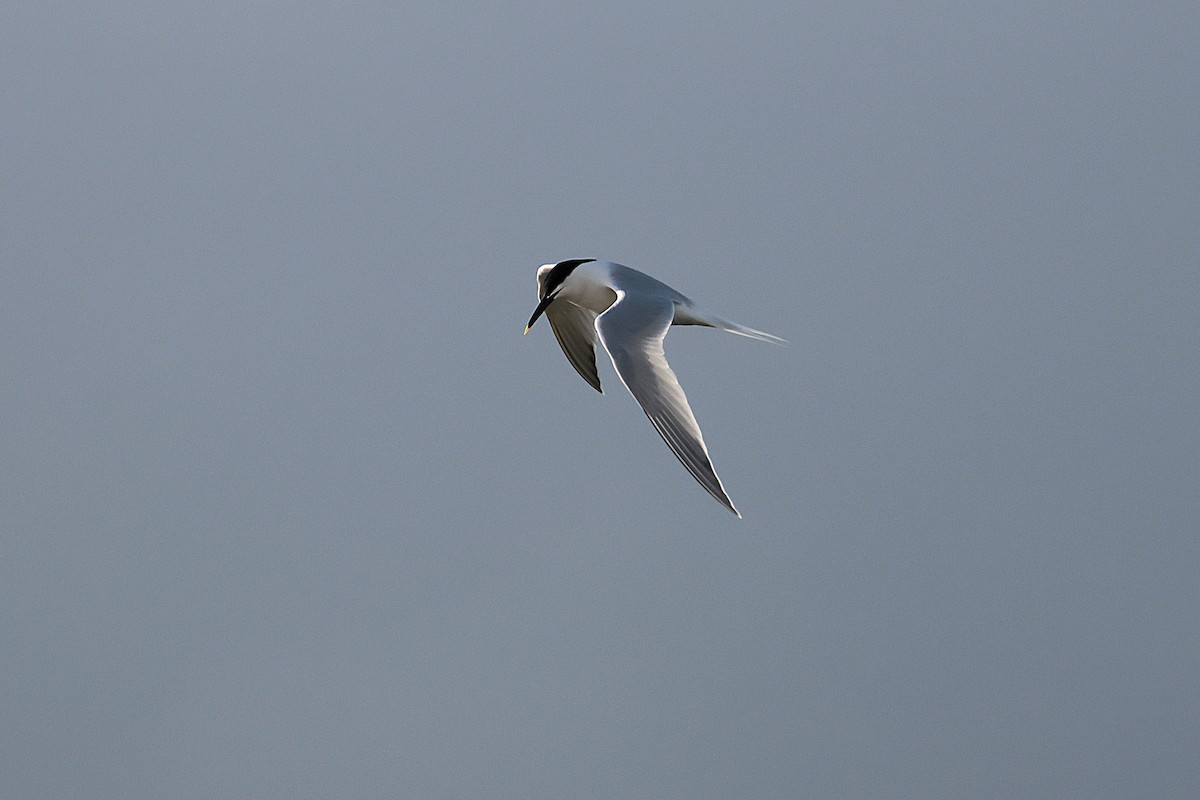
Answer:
525, 258, 595, 333
537, 258, 594, 300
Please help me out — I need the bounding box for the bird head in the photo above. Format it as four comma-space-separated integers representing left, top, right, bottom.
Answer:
523, 258, 595, 333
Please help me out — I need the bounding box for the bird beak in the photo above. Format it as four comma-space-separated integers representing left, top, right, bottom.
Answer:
524, 294, 555, 334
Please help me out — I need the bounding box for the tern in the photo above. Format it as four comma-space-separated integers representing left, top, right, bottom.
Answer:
524, 259, 784, 517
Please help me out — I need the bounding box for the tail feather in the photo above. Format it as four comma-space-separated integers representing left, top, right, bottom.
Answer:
672, 303, 786, 345
712, 316, 787, 345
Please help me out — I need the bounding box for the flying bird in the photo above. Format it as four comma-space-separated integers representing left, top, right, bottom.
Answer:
524, 259, 784, 517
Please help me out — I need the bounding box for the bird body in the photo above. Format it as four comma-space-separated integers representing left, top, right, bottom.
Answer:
524, 259, 784, 517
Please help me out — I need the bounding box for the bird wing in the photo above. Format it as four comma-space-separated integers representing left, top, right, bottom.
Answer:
595, 291, 740, 516
547, 301, 602, 393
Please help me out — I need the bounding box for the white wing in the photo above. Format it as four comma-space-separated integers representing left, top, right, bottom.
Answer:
546, 301, 602, 393
595, 291, 740, 516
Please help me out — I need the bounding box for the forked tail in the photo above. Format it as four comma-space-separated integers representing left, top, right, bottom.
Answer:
712, 315, 787, 345
672, 302, 787, 344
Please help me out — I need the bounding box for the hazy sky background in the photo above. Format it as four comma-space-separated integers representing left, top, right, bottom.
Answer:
3, 2, 1197, 798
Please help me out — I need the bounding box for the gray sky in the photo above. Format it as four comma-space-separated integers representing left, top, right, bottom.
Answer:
3, 2, 1198, 798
